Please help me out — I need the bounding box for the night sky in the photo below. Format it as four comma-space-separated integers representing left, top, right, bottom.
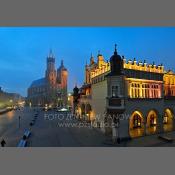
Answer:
0, 27, 175, 97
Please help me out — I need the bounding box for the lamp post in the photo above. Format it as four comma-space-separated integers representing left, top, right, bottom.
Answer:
116, 119, 120, 144
113, 116, 120, 144
57, 91, 62, 108
18, 116, 21, 129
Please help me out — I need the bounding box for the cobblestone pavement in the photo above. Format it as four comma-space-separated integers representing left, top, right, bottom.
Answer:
124, 132, 175, 147
0, 107, 36, 146
1, 107, 175, 147
0, 108, 113, 147
28, 110, 113, 147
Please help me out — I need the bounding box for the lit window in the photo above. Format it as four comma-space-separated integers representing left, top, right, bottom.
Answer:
133, 115, 142, 128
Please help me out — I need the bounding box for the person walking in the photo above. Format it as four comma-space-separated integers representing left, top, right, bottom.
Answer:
1, 139, 6, 147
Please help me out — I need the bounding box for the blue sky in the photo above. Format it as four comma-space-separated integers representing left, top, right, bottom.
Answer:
0, 27, 175, 97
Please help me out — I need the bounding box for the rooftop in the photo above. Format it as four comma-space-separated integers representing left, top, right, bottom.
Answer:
30, 78, 48, 88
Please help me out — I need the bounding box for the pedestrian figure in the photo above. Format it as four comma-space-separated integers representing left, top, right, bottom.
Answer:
1, 139, 6, 147
117, 137, 121, 144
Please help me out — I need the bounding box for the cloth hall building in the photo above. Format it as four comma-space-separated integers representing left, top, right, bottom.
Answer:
73, 45, 175, 139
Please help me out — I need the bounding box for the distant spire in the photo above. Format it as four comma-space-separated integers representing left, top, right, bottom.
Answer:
90, 53, 95, 65
49, 49, 54, 58
114, 44, 117, 55
49, 49, 52, 55
61, 60, 64, 66
75, 78, 77, 87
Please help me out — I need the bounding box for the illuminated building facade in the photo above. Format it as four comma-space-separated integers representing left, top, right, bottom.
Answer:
27, 50, 68, 107
0, 87, 23, 109
74, 45, 175, 139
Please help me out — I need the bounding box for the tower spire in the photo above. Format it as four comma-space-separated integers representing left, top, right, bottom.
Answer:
114, 44, 117, 55
90, 53, 95, 65
49, 49, 54, 58
61, 59, 64, 66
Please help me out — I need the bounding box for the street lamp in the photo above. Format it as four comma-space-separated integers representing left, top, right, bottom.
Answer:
116, 119, 120, 144
113, 117, 120, 144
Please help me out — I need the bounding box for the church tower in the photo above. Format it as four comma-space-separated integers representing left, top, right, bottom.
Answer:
45, 50, 57, 87
57, 60, 68, 106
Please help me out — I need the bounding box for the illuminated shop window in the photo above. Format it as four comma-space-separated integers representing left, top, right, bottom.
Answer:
163, 113, 168, 124
133, 115, 142, 128
150, 114, 157, 126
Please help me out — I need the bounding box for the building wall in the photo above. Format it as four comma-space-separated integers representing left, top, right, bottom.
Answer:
78, 51, 175, 139
164, 72, 175, 96
91, 79, 107, 132
89, 73, 175, 138
107, 76, 125, 97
